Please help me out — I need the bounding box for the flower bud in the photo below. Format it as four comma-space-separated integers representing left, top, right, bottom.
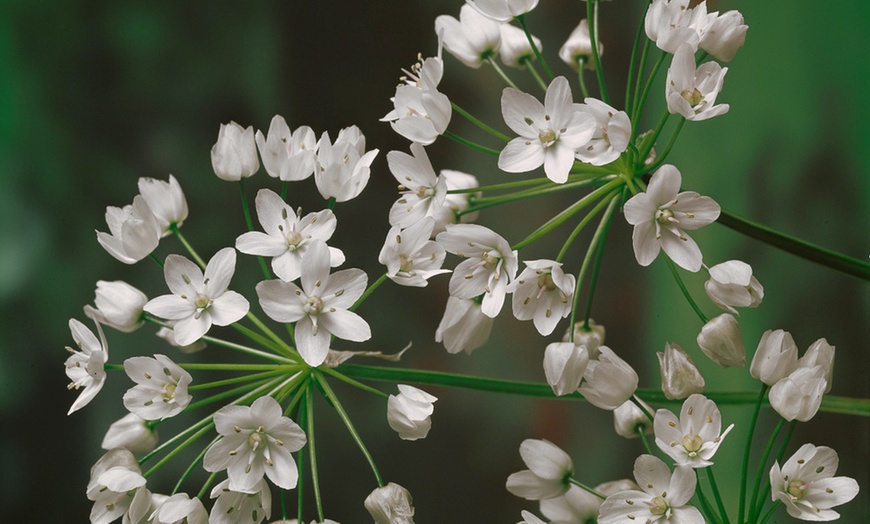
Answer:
613, 398, 653, 439
704, 260, 763, 315
506, 439, 573, 500
559, 20, 600, 71
769, 365, 826, 422
543, 342, 589, 397
210, 121, 259, 181
562, 319, 605, 360
150, 493, 208, 524
499, 23, 541, 69
101, 413, 158, 454
797, 338, 835, 393
700, 10, 748, 62
750, 329, 798, 386
156, 326, 207, 353
85, 280, 147, 333
364, 482, 415, 524
387, 385, 437, 441
578, 346, 638, 410
697, 314, 746, 367
657, 343, 705, 400
96, 195, 162, 264
435, 296, 494, 354
137, 174, 188, 236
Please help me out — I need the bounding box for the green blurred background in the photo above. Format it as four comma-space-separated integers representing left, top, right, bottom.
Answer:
1, 0, 867, 521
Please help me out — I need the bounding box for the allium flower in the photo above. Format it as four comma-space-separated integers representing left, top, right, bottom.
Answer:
498, 23, 541, 69
65, 318, 109, 415
437, 223, 518, 318
598, 454, 703, 524
435, 5, 502, 68
699, 10, 748, 62
467, 0, 539, 22
365, 482, 415, 524
431, 169, 481, 235
543, 342, 589, 397
314, 126, 379, 202
255, 115, 318, 181
150, 493, 208, 524
498, 76, 595, 184
579, 346, 638, 410
645, 0, 708, 54
506, 439, 574, 500
84, 280, 147, 333
211, 121, 260, 181
797, 338, 835, 393
769, 365, 826, 422
235, 189, 344, 282
96, 195, 161, 264
559, 20, 600, 71
86, 449, 150, 524
204, 396, 307, 492
387, 142, 447, 228
769, 444, 859, 521
122, 354, 193, 420
101, 413, 158, 454
704, 259, 763, 314
654, 393, 734, 468
658, 342, 705, 400
623, 164, 720, 272
562, 319, 605, 359
666, 44, 730, 121
209, 478, 272, 524
574, 98, 631, 166
387, 384, 438, 441
750, 329, 798, 386
144, 248, 250, 346
507, 260, 575, 336
435, 295, 494, 354
137, 174, 188, 236
382, 54, 451, 145
541, 480, 639, 523
379, 217, 450, 287
518, 511, 546, 524
696, 313, 746, 367
613, 398, 654, 439
256, 242, 370, 367
156, 324, 207, 354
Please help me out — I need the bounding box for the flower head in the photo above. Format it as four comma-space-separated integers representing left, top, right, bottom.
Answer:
137, 174, 188, 236
84, 280, 148, 333
705, 259, 763, 315
697, 313, 746, 367
666, 44, 730, 121
769, 365, 826, 422
150, 493, 208, 524
658, 342, 706, 400
387, 384, 438, 441
654, 393, 734, 468
770, 444, 859, 521
382, 54, 451, 145
101, 413, 158, 454
543, 342, 589, 397
314, 126, 378, 202
613, 398, 654, 439
387, 142, 448, 228
65, 318, 109, 415
750, 329, 799, 386
379, 217, 450, 287
578, 346, 638, 410
431, 169, 481, 235
559, 20, 600, 71
211, 121, 259, 181
209, 478, 272, 524
435, 5, 502, 68
498, 23, 541, 69
255, 115, 318, 181
86, 449, 150, 524
506, 439, 574, 500
574, 98, 631, 166
435, 295, 494, 354
507, 259, 575, 336
699, 10, 748, 62
122, 354, 193, 420
96, 195, 161, 264
467, 0, 539, 22
365, 482, 415, 524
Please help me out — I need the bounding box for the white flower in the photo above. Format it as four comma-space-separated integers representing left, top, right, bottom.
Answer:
379, 217, 450, 287
543, 342, 589, 397
156, 324, 207, 354
578, 346, 638, 410
235, 189, 345, 282
506, 439, 573, 500
387, 143, 448, 228
122, 354, 193, 420
387, 385, 438, 441
435, 295, 494, 354
255, 115, 318, 181
86, 449, 150, 524
699, 10, 748, 62
96, 195, 161, 264
256, 242, 370, 367
666, 43, 730, 121
507, 260, 575, 336
498, 76, 595, 184
431, 169, 481, 235
211, 121, 259, 181
499, 23, 541, 69
204, 396, 307, 492
382, 55, 451, 145
518, 511, 546, 524
467, 0, 539, 22
797, 338, 835, 393
541, 480, 639, 523
623, 164, 720, 272
696, 313, 746, 367
574, 98, 631, 166
144, 248, 250, 346
435, 5, 502, 68
65, 318, 109, 415
770, 444, 859, 521
645, 0, 708, 54
613, 398, 654, 439
437, 223, 518, 318
137, 174, 188, 237
101, 413, 158, 454
750, 329, 798, 386
598, 454, 704, 524
150, 493, 208, 524
364, 482, 415, 524
209, 478, 272, 524
704, 259, 763, 314
562, 319, 605, 359
314, 127, 379, 202
559, 20, 599, 71
84, 280, 147, 333
658, 342, 706, 400
654, 393, 734, 468
769, 365, 826, 422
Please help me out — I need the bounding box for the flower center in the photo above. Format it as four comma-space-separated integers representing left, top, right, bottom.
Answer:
305, 295, 324, 315
656, 208, 675, 225
537, 272, 556, 291
247, 429, 266, 451
787, 479, 807, 500
416, 186, 435, 199
399, 253, 414, 273
681, 87, 703, 107
648, 496, 669, 516
538, 128, 557, 147
286, 230, 303, 248
682, 433, 703, 455
194, 293, 211, 310
481, 250, 501, 270
162, 382, 177, 401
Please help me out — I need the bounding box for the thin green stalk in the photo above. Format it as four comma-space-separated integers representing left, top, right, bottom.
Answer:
463, 178, 603, 217
321, 367, 390, 399
587, 0, 610, 104
664, 257, 709, 324
747, 419, 785, 523
449, 176, 549, 194
753, 421, 796, 523
170, 224, 206, 268
227, 322, 291, 358
327, 197, 336, 210
149, 252, 164, 267
282, 374, 312, 417
517, 15, 554, 80
239, 178, 272, 279
487, 56, 519, 89
450, 102, 510, 142
179, 363, 286, 371
567, 478, 606, 499
758, 501, 781, 524
696, 481, 724, 524
706, 467, 730, 524
631, 39, 652, 122
637, 110, 670, 169
625, 5, 648, 114
306, 388, 325, 522
582, 196, 616, 322
196, 472, 219, 500
556, 190, 618, 262
646, 117, 686, 172
296, 387, 307, 522
245, 311, 296, 356
739, 385, 769, 524
576, 59, 590, 99
281, 181, 289, 201
638, 426, 654, 455
351, 273, 389, 312
183, 377, 280, 413
144, 422, 214, 478
522, 57, 548, 92
172, 435, 219, 494
213, 328, 293, 362
444, 130, 502, 156
632, 393, 655, 422
187, 368, 291, 391
632, 52, 668, 140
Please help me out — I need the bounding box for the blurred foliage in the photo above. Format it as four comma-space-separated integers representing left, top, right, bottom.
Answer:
0, 0, 866, 521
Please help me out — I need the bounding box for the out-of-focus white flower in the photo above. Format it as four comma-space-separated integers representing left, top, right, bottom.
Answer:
562, 319, 605, 359
96, 195, 161, 264
666, 44, 730, 121
658, 342, 706, 400
156, 324, 207, 353
559, 20, 599, 71
383, 54, 451, 145
209, 478, 271, 524
122, 354, 192, 421
86, 449, 150, 524
518, 510, 546, 524
314, 126, 379, 202
65, 318, 109, 415
137, 174, 188, 237
654, 393, 734, 468
499, 23, 541, 69
574, 98, 631, 166
541, 480, 639, 523
543, 342, 589, 397
387, 143, 448, 228
769, 444, 859, 521
365, 483, 415, 524
704, 259, 763, 315
84, 280, 147, 333
613, 398, 654, 439
379, 217, 450, 287
101, 413, 158, 454
797, 338, 835, 393
150, 493, 208, 524
498, 76, 595, 184
645, 0, 709, 54
435, 295, 494, 354
750, 329, 798, 386
387, 384, 438, 441
435, 5, 502, 68
211, 121, 260, 181
431, 170, 480, 236
506, 439, 574, 500
699, 10, 748, 62
623, 164, 720, 272
507, 260, 575, 336
467, 0, 539, 22
579, 346, 638, 410
697, 313, 746, 367
769, 365, 827, 422
255, 115, 318, 181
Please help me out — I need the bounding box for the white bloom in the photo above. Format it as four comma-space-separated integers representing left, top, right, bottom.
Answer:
211, 121, 259, 181
365, 482, 415, 524
144, 248, 250, 346
770, 444, 859, 521
467, 0, 539, 22
654, 393, 734, 468
559, 20, 600, 71
96, 195, 161, 264
499, 23, 541, 69
314, 127, 378, 202
387, 142, 448, 228
150, 493, 208, 524
658, 342, 705, 400
506, 439, 573, 500
382, 55, 451, 145
204, 396, 307, 492
431, 169, 481, 235
598, 454, 703, 524
645, 0, 708, 54
387, 385, 438, 441
379, 217, 450, 287
137, 174, 188, 237
256, 242, 370, 367
543, 342, 589, 397
518, 511, 546, 524
769, 365, 826, 422
86, 449, 149, 524
123, 354, 193, 420
84, 280, 147, 333
666, 43, 730, 121
623, 164, 720, 272
498, 76, 595, 183
696, 313, 746, 367
750, 329, 798, 386
435, 295, 494, 354
562, 319, 605, 359
579, 346, 638, 410
209, 478, 272, 524
507, 260, 575, 336
235, 189, 345, 282
156, 324, 207, 354
797, 338, 835, 393
705, 259, 763, 314
255, 115, 318, 181
101, 413, 158, 454
437, 223, 518, 317
435, 5, 502, 68
613, 398, 654, 439
541, 480, 639, 523
65, 318, 109, 415
699, 10, 748, 62
574, 98, 631, 166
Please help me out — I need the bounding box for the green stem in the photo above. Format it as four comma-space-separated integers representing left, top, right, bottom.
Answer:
586, 0, 610, 104
306, 387, 325, 523
187, 369, 292, 391
327, 197, 336, 210
226, 322, 291, 359
696, 480, 724, 524
576, 59, 590, 99
638, 426, 654, 455
244, 311, 296, 355
321, 367, 390, 399
557, 191, 618, 263
646, 117, 686, 172
522, 57, 548, 92
739, 385, 769, 524
444, 130, 501, 156
632, 52, 668, 141
296, 387, 307, 522
753, 421, 796, 523
172, 435, 219, 494
143, 422, 214, 478
487, 56, 519, 90
517, 14, 554, 81
758, 501, 781, 524
567, 478, 607, 499
664, 257, 709, 324
170, 223, 206, 269
631, 39, 652, 123
149, 252, 164, 267
747, 419, 785, 523
637, 110, 670, 169
196, 472, 219, 500
706, 467, 731, 524
625, 5, 648, 114
239, 178, 272, 280
582, 197, 616, 323
450, 102, 510, 142
351, 273, 389, 312
463, 178, 602, 217
632, 393, 655, 422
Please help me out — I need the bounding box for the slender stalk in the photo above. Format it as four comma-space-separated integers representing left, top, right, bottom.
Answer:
444, 130, 502, 156
664, 257, 708, 323
172, 435, 219, 494
143, 422, 214, 478
586, 0, 610, 104
636, 110, 670, 169
196, 472, 219, 500
638, 426, 654, 455
306, 389, 325, 522
696, 481, 724, 524
170, 224, 206, 269
706, 467, 730, 524
227, 322, 292, 359
556, 191, 618, 262
567, 478, 607, 499
625, 5, 647, 114
516, 15, 554, 80
739, 385, 769, 524
462, 178, 602, 217
451, 101, 510, 142
632, 52, 668, 140
296, 387, 307, 522
582, 196, 616, 322
449, 176, 549, 194
632, 393, 655, 422
351, 273, 389, 312
522, 57, 548, 92
321, 367, 390, 399
245, 311, 293, 351
753, 421, 796, 522
576, 59, 590, 99
487, 56, 519, 89
239, 178, 272, 279
631, 39, 652, 123
187, 369, 291, 391
747, 419, 785, 523
646, 117, 686, 172
758, 501, 781, 524
149, 252, 164, 267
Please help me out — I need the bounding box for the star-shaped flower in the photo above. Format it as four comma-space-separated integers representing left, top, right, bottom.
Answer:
666, 43, 729, 121
654, 393, 734, 468
122, 354, 193, 420
65, 318, 109, 415
507, 259, 575, 336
